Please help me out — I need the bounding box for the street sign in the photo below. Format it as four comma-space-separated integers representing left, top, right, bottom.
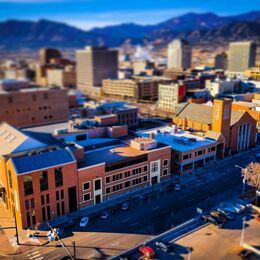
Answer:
197, 208, 203, 214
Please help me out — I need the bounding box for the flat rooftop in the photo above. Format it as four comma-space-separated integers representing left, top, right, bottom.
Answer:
79, 142, 167, 168
23, 122, 69, 133
136, 126, 216, 153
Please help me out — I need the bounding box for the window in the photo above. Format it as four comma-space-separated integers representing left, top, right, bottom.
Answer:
54, 168, 63, 187
163, 169, 168, 176
8, 96, 13, 103
25, 200, 29, 210
125, 181, 130, 188
211, 147, 216, 152
57, 203, 60, 217
198, 150, 203, 156
151, 161, 159, 173
76, 134, 87, 141
31, 198, 35, 208
183, 154, 189, 160
94, 179, 101, 191
24, 175, 33, 196
106, 177, 110, 183
42, 207, 46, 222
56, 191, 59, 200
26, 212, 31, 227
83, 193, 90, 202
163, 159, 168, 166
8, 171, 12, 188
46, 194, 50, 204
106, 187, 110, 194
61, 190, 64, 200
144, 166, 148, 172
113, 175, 116, 181
47, 206, 51, 220
61, 202, 65, 215
83, 182, 90, 191
41, 195, 45, 205
39, 171, 48, 192
144, 176, 148, 182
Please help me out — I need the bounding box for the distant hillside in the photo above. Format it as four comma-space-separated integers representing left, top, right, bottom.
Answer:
0, 11, 259, 51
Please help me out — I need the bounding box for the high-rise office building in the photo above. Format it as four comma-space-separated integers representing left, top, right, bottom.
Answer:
214, 52, 228, 70
167, 39, 191, 69
228, 41, 256, 73
76, 46, 118, 93
39, 48, 62, 65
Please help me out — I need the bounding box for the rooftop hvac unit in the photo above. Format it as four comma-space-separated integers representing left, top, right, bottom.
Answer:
54, 128, 68, 135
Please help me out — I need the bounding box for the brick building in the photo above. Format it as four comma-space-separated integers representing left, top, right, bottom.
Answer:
173, 99, 257, 154
0, 122, 171, 229
0, 87, 69, 128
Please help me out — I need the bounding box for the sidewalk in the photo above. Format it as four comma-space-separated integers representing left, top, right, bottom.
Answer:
0, 202, 48, 256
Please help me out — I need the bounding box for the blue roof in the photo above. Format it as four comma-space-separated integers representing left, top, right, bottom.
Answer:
12, 149, 75, 174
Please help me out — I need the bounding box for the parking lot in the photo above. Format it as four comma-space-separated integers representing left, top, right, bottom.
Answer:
119, 201, 260, 260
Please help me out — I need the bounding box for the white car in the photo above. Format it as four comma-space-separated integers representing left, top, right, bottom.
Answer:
100, 211, 109, 219
174, 184, 181, 191
79, 216, 89, 227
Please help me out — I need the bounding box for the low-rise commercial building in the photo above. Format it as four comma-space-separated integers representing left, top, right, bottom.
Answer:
173, 99, 257, 154
158, 83, 186, 112
0, 87, 69, 128
102, 77, 172, 102
244, 66, 260, 80
0, 122, 171, 228
47, 66, 76, 88
137, 126, 220, 174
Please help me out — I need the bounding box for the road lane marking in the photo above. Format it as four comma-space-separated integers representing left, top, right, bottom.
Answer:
153, 206, 160, 210
30, 254, 41, 259
28, 251, 39, 256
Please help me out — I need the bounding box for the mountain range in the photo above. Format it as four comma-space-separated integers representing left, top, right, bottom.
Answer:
0, 11, 259, 50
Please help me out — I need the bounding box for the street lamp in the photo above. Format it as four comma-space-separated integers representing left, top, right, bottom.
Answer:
235, 165, 246, 194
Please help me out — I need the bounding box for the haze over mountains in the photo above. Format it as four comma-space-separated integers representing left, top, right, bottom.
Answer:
0, 11, 259, 50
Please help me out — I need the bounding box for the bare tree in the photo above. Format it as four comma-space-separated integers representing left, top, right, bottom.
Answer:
242, 162, 260, 189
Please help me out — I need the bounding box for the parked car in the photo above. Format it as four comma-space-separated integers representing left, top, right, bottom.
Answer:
79, 216, 89, 227
217, 209, 235, 220
100, 211, 110, 220
155, 241, 174, 253
210, 211, 228, 222
238, 249, 253, 258
174, 184, 181, 191
138, 245, 155, 259
202, 215, 223, 228
222, 204, 239, 214
121, 202, 130, 211
235, 203, 247, 213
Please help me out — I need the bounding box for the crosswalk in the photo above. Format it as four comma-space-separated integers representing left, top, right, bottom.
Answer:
27, 251, 44, 260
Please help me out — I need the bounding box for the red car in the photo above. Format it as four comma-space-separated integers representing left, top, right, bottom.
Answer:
138, 245, 155, 259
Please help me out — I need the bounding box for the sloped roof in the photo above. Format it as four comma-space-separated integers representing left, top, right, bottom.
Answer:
176, 103, 213, 125
0, 122, 46, 156
0, 122, 63, 156
230, 110, 246, 126
11, 149, 75, 174
176, 103, 247, 127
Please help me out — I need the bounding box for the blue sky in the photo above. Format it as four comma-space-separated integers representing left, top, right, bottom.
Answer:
0, 0, 258, 30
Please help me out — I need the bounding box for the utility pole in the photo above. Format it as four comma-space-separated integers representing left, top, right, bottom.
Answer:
240, 217, 246, 246
13, 212, 20, 245
73, 241, 76, 260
